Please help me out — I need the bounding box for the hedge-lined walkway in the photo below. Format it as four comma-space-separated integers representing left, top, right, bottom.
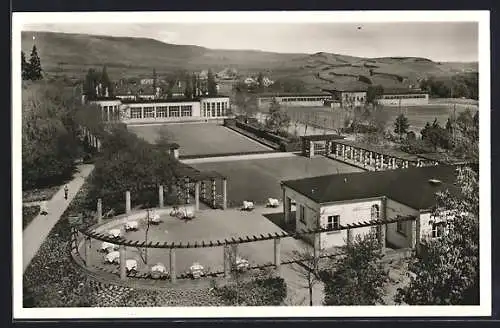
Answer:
23, 164, 95, 273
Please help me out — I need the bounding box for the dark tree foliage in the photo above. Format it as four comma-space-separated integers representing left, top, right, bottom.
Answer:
28, 45, 43, 80
257, 72, 264, 88
207, 69, 217, 96
21, 51, 30, 80
366, 85, 384, 104
100, 65, 113, 96
395, 167, 479, 305
321, 232, 388, 305
393, 113, 410, 141
265, 98, 290, 133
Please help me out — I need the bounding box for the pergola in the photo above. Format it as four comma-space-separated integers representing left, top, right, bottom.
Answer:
300, 134, 346, 158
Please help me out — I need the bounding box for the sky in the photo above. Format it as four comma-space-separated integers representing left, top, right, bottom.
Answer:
25, 22, 478, 62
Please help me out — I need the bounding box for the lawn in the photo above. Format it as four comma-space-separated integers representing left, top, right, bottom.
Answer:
191, 155, 363, 208
128, 123, 271, 156
23, 205, 40, 229
22, 185, 61, 203
86, 207, 306, 275
268, 103, 478, 135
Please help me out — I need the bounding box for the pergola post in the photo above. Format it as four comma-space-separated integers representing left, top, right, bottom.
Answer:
97, 198, 102, 224
222, 178, 227, 210
119, 245, 127, 280
283, 187, 291, 224
309, 141, 315, 158
223, 245, 231, 278
158, 185, 164, 208
211, 178, 217, 209
274, 238, 281, 273
346, 228, 353, 246
201, 181, 206, 201
184, 178, 190, 204
409, 219, 417, 250
125, 191, 131, 214
194, 181, 200, 211
170, 248, 177, 283
378, 224, 386, 254
107, 107, 110, 121
342, 145, 346, 159
370, 152, 374, 167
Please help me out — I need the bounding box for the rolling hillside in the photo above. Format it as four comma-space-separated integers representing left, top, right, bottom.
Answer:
21, 31, 478, 91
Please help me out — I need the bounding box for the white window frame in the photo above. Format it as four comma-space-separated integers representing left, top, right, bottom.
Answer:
326, 215, 340, 232
397, 220, 406, 236
130, 108, 142, 119
371, 204, 380, 220
299, 205, 306, 224
143, 106, 155, 118
431, 222, 446, 238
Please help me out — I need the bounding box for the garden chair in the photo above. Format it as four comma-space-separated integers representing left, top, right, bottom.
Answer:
241, 201, 254, 211
266, 198, 279, 208
104, 251, 120, 264
126, 259, 138, 273
100, 241, 119, 253
124, 221, 138, 231
108, 229, 121, 238
189, 262, 205, 279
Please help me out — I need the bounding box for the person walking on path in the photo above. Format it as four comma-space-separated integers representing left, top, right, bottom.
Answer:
64, 185, 69, 200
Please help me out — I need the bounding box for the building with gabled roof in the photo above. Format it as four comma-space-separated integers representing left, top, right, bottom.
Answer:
281, 165, 461, 251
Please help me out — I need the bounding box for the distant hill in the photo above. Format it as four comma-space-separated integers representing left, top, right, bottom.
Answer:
22, 31, 478, 92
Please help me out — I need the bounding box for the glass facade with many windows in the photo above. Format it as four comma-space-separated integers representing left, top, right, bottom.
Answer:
143, 107, 155, 118
156, 106, 168, 118
181, 105, 192, 117
169, 106, 180, 117
130, 108, 142, 119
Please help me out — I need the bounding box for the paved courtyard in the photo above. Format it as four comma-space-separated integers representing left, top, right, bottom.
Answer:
191, 155, 363, 208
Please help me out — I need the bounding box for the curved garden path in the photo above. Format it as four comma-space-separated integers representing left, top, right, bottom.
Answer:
23, 164, 95, 273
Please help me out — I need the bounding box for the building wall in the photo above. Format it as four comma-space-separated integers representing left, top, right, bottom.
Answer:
122, 101, 201, 124
377, 94, 429, 106
385, 199, 418, 248
336, 91, 367, 107
257, 95, 330, 109
200, 97, 231, 117
318, 199, 382, 249
283, 186, 320, 245
418, 211, 451, 240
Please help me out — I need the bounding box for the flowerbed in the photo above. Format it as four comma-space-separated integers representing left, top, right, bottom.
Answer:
215, 275, 287, 306
23, 205, 40, 229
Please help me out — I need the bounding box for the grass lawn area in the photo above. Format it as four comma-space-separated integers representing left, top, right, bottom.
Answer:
192, 156, 363, 208
22, 185, 61, 203
268, 104, 478, 135
23, 205, 40, 229
86, 208, 306, 275
128, 123, 270, 156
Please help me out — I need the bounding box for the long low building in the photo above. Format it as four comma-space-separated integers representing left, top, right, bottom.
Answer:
377, 89, 429, 106
281, 165, 460, 251
256, 92, 333, 109
88, 96, 231, 124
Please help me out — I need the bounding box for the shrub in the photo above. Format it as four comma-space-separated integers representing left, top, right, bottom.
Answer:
216, 276, 287, 306
23, 205, 41, 229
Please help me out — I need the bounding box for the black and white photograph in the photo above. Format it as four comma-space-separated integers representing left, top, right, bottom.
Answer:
12, 11, 490, 318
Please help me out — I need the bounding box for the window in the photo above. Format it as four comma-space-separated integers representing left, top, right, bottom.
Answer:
211, 102, 216, 117
130, 108, 142, 119
397, 221, 406, 236
169, 106, 180, 117
431, 222, 446, 238
156, 106, 167, 118
327, 215, 340, 231
181, 105, 192, 117
143, 107, 155, 118
371, 204, 380, 220
299, 205, 306, 224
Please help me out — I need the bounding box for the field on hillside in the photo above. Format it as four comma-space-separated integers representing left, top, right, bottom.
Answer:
128, 123, 270, 156
24, 31, 477, 91
191, 156, 363, 208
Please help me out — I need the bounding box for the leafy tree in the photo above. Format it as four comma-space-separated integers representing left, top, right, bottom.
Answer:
393, 113, 410, 141
257, 72, 264, 88
207, 69, 217, 96
421, 118, 447, 151
100, 65, 112, 96
366, 84, 384, 104
265, 98, 290, 133
184, 77, 193, 99
152, 68, 157, 92
21, 51, 29, 80
28, 45, 43, 80
395, 166, 479, 305
320, 232, 388, 305
83, 68, 100, 99
191, 73, 197, 97
290, 245, 323, 306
